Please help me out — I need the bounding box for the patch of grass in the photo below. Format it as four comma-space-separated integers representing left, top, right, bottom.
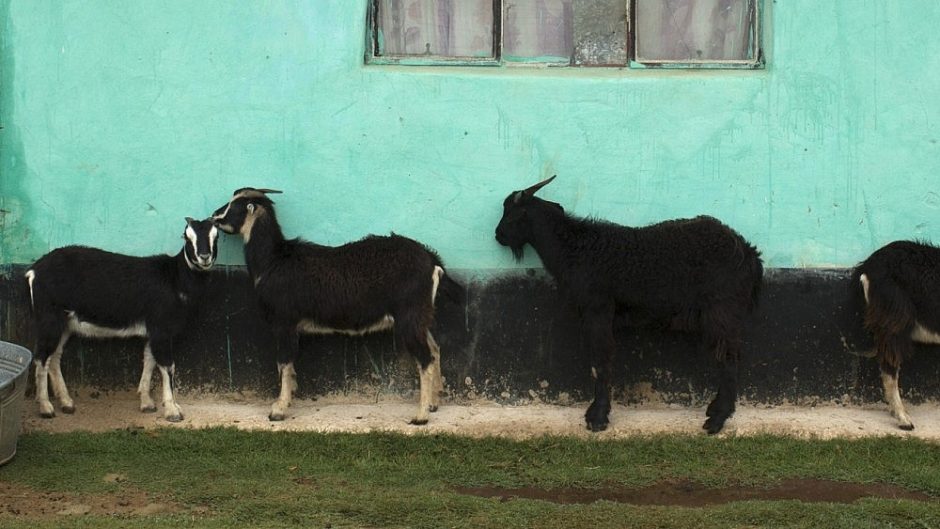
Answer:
1, 429, 939, 528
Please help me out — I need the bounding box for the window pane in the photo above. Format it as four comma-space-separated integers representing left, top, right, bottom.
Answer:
376, 0, 494, 58
503, 0, 573, 63
635, 0, 756, 62
503, 0, 627, 66
572, 0, 628, 66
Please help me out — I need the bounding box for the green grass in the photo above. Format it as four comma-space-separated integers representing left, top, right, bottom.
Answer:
1, 429, 939, 528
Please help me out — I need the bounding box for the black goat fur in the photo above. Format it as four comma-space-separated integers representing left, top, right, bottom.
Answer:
212, 188, 462, 423
25, 218, 218, 421
495, 177, 763, 434
852, 240, 940, 430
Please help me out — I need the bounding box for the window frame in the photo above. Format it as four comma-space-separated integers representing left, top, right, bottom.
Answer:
629, 0, 762, 69
365, 0, 764, 69
366, 0, 503, 66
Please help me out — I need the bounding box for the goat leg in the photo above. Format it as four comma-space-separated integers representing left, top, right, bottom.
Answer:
881, 365, 914, 430
702, 352, 738, 435
584, 310, 615, 432
137, 343, 158, 413
47, 331, 75, 414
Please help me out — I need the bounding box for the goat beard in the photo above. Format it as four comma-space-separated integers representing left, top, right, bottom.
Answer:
510, 245, 525, 261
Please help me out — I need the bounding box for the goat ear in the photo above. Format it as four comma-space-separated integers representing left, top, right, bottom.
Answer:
523, 174, 557, 197
185, 216, 195, 225
247, 203, 256, 214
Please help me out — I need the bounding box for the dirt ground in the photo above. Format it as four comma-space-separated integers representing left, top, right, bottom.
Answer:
19, 389, 940, 440
0, 479, 190, 519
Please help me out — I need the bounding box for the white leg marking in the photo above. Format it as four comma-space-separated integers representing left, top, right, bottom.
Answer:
270, 362, 297, 420
48, 332, 74, 412
412, 360, 433, 425
25, 270, 35, 309
431, 266, 443, 307
427, 331, 443, 410
159, 363, 183, 422
34, 359, 54, 417
881, 371, 914, 429
860, 274, 870, 304
137, 343, 157, 412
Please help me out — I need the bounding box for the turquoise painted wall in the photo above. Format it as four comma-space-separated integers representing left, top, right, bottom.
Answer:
2, 1, 939, 270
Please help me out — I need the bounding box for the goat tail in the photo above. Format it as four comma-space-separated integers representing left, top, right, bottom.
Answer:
436, 268, 466, 306
858, 271, 916, 338
833, 266, 873, 355
24, 269, 36, 310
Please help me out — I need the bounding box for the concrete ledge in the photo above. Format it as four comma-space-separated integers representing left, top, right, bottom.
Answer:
1, 265, 938, 406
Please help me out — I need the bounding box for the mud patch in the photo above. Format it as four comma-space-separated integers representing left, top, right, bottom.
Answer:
0, 480, 194, 518
455, 479, 933, 507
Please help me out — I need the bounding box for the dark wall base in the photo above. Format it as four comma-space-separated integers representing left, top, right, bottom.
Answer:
2, 265, 937, 406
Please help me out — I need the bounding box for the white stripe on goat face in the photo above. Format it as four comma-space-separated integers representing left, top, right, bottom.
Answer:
209, 225, 218, 255
184, 225, 199, 269
212, 202, 231, 223
185, 225, 199, 251
212, 191, 253, 233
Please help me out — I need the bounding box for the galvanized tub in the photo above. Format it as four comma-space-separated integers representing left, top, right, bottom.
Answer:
0, 341, 31, 465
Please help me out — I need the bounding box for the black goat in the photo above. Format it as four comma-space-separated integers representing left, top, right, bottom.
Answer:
211, 188, 461, 424
853, 240, 940, 430
25, 218, 219, 422
495, 176, 763, 434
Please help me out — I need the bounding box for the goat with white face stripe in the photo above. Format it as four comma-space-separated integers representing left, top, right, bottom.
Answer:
212, 188, 462, 424
25, 218, 218, 422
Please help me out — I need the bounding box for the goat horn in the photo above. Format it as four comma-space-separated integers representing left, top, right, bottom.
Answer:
523, 175, 557, 197
234, 188, 284, 199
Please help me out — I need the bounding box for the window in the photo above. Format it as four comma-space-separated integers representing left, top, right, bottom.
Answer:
367, 0, 762, 68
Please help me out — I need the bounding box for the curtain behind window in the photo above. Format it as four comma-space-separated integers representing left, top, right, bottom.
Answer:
635, 0, 755, 61
377, 0, 494, 58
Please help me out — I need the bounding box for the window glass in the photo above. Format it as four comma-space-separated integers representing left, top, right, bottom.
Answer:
635, 0, 756, 63
376, 0, 495, 58
503, 0, 573, 64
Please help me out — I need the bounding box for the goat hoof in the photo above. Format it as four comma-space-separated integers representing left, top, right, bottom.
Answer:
586, 420, 609, 433
584, 401, 611, 433
899, 423, 915, 431
703, 416, 727, 435
269, 413, 286, 422
39, 411, 55, 419
61, 405, 76, 415
428, 405, 439, 413
165, 413, 184, 423
141, 405, 158, 413
409, 418, 429, 426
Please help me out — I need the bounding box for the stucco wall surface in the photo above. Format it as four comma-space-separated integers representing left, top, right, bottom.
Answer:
1, 1, 939, 270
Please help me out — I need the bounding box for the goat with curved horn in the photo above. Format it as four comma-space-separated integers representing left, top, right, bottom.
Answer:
514, 175, 557, 203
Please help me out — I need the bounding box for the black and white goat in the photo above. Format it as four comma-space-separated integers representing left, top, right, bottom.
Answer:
211, 188, 461, 424
25, 218, 219, 422
495, 176, 763, 434
853, 240, 940, 430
